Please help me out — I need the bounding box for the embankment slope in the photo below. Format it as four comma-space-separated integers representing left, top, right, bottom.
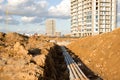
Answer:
67, 28, 120, 80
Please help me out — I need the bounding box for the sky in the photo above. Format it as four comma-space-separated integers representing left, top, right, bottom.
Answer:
0, 0, 120, 35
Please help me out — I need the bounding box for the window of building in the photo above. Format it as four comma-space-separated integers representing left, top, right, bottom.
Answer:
96, 11, 98, 14
96, 15, 98, 19
102, 11, 106, 15
96, 19, 98, 22
96, 28, 98, 31
96, 2, 98, 6
101, 3, 106, 6
96, 24, 98, 27
96, 7, 98, 10
87, 29, 91, 31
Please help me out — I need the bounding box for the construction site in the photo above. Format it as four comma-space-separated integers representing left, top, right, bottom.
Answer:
0, 0, 120, 80
0, 28, 120, 80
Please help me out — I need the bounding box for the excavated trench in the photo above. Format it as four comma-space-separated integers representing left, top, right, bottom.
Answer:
66, 47, 103, 80
44, 44, 69, 80
43, 44, 102, 80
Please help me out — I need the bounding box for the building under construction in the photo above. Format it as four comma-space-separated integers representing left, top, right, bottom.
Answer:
71, 0, 117, 37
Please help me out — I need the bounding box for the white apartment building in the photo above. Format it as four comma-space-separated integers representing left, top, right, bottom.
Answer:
46, 19, 56, 36
71, 0, 116, 37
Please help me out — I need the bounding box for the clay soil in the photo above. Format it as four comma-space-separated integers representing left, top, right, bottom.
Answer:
0, 32, 68, 80
67, 28, 120, 80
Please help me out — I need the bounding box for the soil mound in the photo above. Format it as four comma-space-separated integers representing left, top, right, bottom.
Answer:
0, 32, 69, 80
0, 32, 55, 80
67, 28, 120, 80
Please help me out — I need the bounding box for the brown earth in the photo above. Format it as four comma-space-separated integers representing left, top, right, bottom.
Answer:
67, 28, 120, 80
0, 32, 68, 80
44, 45, 69, 80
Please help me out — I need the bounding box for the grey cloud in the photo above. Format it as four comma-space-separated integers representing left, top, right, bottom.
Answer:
4, 0, 48, 17
21, 16, 46, 24
2, 0, 70, 22
0, 15, 20, 25
7, 19, 19, 25
0, 0, 71, 25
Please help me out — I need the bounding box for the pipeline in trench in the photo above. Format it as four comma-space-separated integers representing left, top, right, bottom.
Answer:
43, 44, 102, 80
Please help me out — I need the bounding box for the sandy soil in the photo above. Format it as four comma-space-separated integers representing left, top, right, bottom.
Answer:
0, 32, 69, 80
67, 28, 120, 80
0, 32, 54, 80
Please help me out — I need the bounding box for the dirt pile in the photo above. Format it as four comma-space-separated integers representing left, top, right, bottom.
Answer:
0, 32, 69, 80
5, 32, 27, 45
0, 32, 55, 80
67, 28, 120, 80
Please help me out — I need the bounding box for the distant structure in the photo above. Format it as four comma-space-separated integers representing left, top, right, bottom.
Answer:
55, 32, 61, 37
71, 0, 116, 37
46, 19, 56, 37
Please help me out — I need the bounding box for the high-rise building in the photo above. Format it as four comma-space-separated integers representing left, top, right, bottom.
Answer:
46, 19, 56, 36
71, 0, 116, 37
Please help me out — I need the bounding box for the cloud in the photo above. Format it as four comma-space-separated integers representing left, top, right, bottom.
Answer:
21, 16, 36, 23
4, 0, 48, 17
0, 16, 3, 22
0, 0, 71, 25
0, 4, 4, 15
6, 16, 20, 25
48, 0, 70, 19
2, 0, 119, 26
21, 16, 45, 24
0, 0, 4, 4
7, 0, 29, 6
0, 15, 19, 25
7, 19, 19, 25
4, 0, 70, 19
